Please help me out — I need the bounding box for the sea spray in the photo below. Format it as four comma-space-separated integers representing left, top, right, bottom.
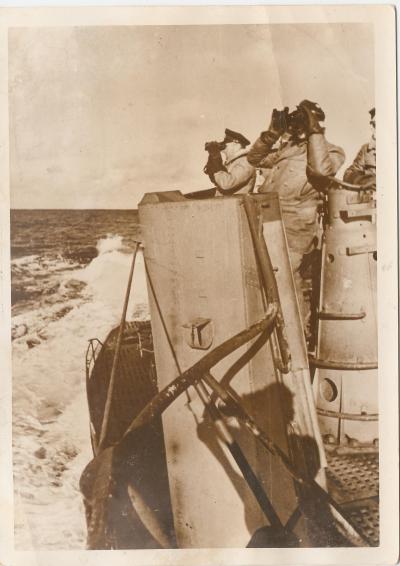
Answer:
12, 222, 148, 550
77, 240, 148, 317
96, 234, 124, 255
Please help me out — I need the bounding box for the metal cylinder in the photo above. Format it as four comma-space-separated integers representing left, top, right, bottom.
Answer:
312, 186, 378, 447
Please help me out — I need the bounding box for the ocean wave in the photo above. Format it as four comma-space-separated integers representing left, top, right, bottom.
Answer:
12, 234, 149, 343
12, 233, 149, 549
11, 254, 41, 267
76, 240, 148, 313
96, 234, 125, 255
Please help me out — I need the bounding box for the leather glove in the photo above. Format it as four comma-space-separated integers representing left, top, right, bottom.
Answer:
269, 107, 289, 136
260, 107, 288, 144
298, 100, 325, 135
203, 153, 225, 178
205, 141, 222, 157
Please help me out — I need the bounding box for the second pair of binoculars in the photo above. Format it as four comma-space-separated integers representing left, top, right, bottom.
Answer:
271, 107, 306, 132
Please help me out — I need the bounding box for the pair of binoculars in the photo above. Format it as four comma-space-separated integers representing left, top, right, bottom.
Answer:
204, 141, 226, 152
286, 104, 325, 131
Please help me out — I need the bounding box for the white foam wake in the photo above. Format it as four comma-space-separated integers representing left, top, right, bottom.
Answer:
96, 234, 124, 255
76, 238, 148, 318
13, 234, 149, 550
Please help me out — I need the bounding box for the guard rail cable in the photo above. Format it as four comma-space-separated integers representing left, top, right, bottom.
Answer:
97, 241, 141, 454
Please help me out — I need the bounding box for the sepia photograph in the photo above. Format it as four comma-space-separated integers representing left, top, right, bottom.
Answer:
0, 5, 398, 565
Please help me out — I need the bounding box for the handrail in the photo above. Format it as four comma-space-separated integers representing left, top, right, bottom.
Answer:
201, 372, 369, 547
121, 305, 278, 440
243, 195, 291, 372
327, 176, 375, 192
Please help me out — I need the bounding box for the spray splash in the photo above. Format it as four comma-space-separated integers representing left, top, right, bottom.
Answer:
13, 234, 149, 549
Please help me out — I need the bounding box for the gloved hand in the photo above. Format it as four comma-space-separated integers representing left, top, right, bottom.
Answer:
205, 141, 222, 157
268, 107, 289, 138
203, 153, 225, 178
260, 107, 288, 145
298, 100, 325, 135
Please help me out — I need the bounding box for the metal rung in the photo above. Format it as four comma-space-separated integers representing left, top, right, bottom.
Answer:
318, 309, 366, 320
345, 200, 376, 208
341, 208, 376, 219
343, 199, 376, 211
346, 244, 376, 256
317, 408, 378, 421
309, 356, 378, 370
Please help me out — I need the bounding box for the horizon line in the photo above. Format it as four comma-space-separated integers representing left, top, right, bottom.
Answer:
10, 207, 139, 211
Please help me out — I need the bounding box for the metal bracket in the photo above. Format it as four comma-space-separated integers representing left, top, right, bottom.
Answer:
86, 338, 103, 379
183, 317, 214, 350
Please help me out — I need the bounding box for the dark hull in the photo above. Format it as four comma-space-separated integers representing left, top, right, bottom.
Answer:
81, 321, 176, 549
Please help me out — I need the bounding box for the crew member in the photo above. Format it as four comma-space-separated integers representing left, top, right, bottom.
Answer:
343, 108, 376, 189
247, 100, 345, 333
204, 129, 256, 195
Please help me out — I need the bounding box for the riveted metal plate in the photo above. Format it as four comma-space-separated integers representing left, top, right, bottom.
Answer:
326, 453, 379, 504
326, 452, 379, 546
340, 499, 379, 547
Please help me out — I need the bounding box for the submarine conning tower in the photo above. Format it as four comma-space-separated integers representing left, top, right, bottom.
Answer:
311, 183, 378, 450
79, 189, 380, 550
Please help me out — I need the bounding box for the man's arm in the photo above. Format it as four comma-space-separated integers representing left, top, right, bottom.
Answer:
247, 108, 288, 168
343, 145, 372, 185
298, 100, 345, 189
247, 134, 280, 169
306, 135, 345, 193
214, 159, 256, 195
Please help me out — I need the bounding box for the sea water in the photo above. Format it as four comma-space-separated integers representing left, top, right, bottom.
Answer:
11, 209, 149, 550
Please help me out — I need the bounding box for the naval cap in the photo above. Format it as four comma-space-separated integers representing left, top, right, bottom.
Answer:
223, 128, 251, 147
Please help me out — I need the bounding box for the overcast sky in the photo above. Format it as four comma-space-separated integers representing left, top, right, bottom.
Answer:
9, 23, 374, 209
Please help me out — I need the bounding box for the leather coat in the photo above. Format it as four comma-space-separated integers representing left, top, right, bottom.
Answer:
247, 132, 345, 258
247, 133, 345, 209
213, 150, 256, 195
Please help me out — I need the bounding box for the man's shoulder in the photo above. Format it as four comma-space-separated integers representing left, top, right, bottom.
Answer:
356, 142, 370, 153
325, 139, 346, 156
227, 151, 254, 167
351, 143, 371, 161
